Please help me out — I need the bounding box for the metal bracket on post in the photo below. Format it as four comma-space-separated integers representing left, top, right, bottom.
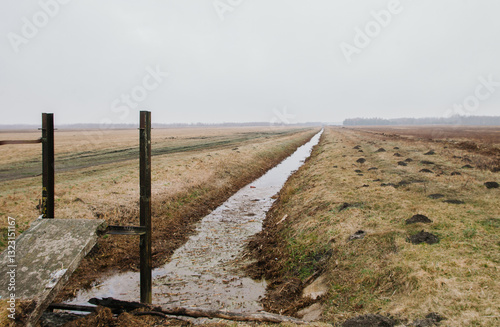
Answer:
41, 113, 55, 218
139, 111, 152, 303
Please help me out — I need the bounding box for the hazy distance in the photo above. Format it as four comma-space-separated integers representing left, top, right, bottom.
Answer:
1, 0, 500, 125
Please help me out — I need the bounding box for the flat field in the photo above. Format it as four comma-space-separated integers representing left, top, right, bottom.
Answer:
356, 125, 500, 145
0, 126, 318, 313
248, 125, 499, 326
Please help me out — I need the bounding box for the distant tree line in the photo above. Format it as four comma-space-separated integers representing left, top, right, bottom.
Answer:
343, 115, 500, 126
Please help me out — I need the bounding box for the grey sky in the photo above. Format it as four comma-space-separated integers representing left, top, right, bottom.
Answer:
1, 0, 499, 125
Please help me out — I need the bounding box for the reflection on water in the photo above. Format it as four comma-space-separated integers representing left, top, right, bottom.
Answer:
69, 129, 323, 312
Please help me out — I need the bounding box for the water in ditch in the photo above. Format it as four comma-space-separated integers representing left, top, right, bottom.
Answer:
69, 129, 323, 313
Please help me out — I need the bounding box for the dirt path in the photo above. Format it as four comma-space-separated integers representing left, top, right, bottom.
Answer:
0, 129, 304, 182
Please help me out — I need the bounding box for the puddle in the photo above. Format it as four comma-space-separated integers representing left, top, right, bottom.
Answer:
69, 129, 323, 312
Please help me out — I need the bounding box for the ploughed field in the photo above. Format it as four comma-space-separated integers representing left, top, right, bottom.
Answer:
246, 126, 499, 326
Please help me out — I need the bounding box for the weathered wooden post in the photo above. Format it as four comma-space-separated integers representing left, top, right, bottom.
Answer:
42, 113, 55, 218
139, 111, 152, 303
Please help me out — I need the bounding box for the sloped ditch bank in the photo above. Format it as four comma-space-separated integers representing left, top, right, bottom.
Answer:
244, 131, 330, 318
64, 130, 323, 319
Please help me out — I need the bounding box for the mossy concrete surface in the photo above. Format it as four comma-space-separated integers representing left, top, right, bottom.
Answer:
0, 218, 106, 326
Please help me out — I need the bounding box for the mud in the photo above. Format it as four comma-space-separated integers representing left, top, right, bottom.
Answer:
443, 199, 465, 204
348, 230, 366, 241
484, 181, 499, 189
411, 312, 445, 327
406, 215, 432, 224
408, 231, 439, 245
67, 130, 323, 313
342, 314, 395, 326
339, 203, 362, 212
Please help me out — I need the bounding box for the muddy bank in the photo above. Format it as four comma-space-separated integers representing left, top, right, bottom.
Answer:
56, 129, 319, 302
245, 131, 328, 316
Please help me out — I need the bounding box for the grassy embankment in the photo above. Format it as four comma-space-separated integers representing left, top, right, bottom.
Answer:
248, 126, 499, 326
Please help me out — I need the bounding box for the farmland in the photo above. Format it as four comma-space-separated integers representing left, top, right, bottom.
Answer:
1, 124, 499, 326
0, 126, 317, 305
247, 125, 499, 326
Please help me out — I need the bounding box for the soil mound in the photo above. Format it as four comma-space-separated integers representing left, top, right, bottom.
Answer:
353, 145, 361, 149
397, 180, 411, 187
406, 214, 432, 224
405, 158, 413, 162
424, 150, 435, 155
462, 164, 474, 169
348, 230, 366, 241
354, 169, 362, 173
368, 167, 378, 171
338, 202, 361, 212
450, 171, 461, 176
375, 148, 386, 152
411, 312, 445, 327
484, 181, 499, 189
393, 153, 402, 157
443, 199, 465, 204
420, 160, 435, 165
356, 158, 366, 164
398, 161, 407, 166
342, 314, 396, 327
419, 169, 433, 173
393, 147, 399, 149
428, 194, 444, 199
408, 230, 439, 245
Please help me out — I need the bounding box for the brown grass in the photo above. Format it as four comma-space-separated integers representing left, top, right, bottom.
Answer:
248, 126, 500, 326
0, 126, 318, 325
355, 125, 500, 144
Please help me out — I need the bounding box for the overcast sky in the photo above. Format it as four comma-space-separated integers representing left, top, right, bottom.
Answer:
1, 0, 500, 125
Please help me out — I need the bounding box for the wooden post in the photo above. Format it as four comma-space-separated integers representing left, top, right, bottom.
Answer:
42, 113, 55, 218
139, 111, 152, 303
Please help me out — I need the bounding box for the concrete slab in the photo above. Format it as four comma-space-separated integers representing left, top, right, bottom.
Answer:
302, 274, 329, 300
297, 302, 324, 321
0, 218, 107, 327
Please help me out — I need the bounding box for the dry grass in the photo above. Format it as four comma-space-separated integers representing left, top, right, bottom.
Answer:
0, 126, 309, 234
0, 126, 318, 326
249, 126, 499, 326
355, 125, 500, 144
